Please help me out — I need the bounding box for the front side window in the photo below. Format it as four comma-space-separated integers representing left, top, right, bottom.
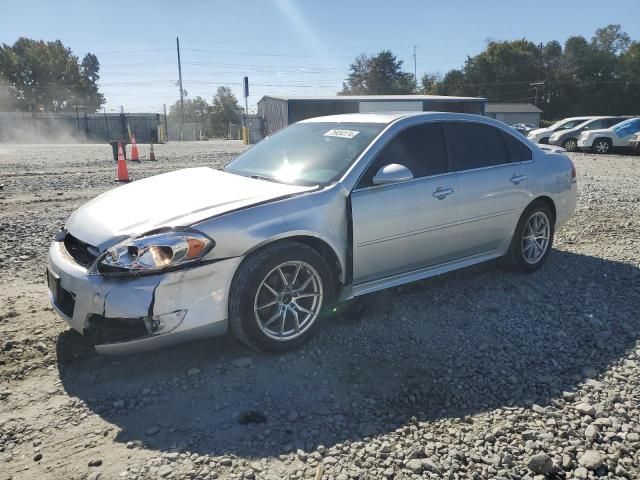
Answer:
225, 122, 383, 186
612, 118, 640, 137
583, 119, 607, 131
359, 123, 447, 187
448, 122, 509, 171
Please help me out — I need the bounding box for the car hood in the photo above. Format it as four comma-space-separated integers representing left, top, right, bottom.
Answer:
66, 167, 315, 250
529, 127, 553, 136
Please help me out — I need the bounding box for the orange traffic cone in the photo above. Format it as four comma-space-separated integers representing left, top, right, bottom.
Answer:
130, 135, 140, 162
115, 142, 130, 182
149, 142, 156, 161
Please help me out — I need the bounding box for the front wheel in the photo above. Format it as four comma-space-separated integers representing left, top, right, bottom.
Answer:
504, 202, 555, 272
228, 241, 335, 353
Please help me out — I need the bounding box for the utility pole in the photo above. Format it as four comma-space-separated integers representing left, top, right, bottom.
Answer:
412, 45, 417, 84
176, 37, 185, 141
531, 42, 544, 108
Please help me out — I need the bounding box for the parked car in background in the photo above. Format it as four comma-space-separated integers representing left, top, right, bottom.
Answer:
512, 123, 537, 136
548, 116, 630, 152
527, 117, 593, 144
630, 131, 640, 153
47, 112, 577, 354
577, 117, 640, 154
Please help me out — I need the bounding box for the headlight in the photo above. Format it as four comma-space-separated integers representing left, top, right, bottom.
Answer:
96, 230, 214, 275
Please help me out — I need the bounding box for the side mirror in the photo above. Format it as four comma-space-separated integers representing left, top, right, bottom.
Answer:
372, 163, 414, 185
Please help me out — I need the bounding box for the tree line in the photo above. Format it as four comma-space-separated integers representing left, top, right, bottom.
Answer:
0, 38, 104, 112
166, 87, 242, 138
341, 24, 640, 119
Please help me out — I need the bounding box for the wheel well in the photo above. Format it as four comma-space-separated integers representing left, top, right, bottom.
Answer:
531, 196, 556, 222
593, 137, 612, 145
244, 236, 343, 286
288, 236, 343, 284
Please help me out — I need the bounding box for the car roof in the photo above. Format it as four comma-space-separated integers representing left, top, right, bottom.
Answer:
299, 111, 497, 125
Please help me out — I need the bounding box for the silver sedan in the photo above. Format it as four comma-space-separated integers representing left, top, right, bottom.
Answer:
47, 112, 578, 354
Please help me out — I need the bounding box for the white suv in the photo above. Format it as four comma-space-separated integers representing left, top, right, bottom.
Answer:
527, 117, 593, 144
577, 117, 640, 154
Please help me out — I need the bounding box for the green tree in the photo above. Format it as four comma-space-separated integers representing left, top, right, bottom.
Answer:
592, 24, 631, 55
341, 50, 415, 95
418, 25, 640, 119
0, 38, 105, 112
209, 87, 241, 138
80, 53, 104, 112
168, 96, 211, 124
419, 73, 440, 94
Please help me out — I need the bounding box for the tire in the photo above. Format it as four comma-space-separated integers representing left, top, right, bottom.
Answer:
591, 138, 612, 154
561, 138, 578, 152
504, 201, 555, 273
228, 241, 335, 353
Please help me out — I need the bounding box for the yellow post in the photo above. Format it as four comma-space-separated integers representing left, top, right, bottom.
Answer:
242, 126, 249, 145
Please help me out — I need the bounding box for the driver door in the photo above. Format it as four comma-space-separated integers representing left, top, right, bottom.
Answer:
350, 122, 461, 285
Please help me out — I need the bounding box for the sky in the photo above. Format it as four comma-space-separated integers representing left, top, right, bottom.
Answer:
1, 0, 639, 113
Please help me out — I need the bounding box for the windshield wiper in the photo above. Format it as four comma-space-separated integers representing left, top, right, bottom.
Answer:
249, 174, 284, 184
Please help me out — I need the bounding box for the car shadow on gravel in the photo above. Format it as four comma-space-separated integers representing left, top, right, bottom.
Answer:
56, 250, 640, 459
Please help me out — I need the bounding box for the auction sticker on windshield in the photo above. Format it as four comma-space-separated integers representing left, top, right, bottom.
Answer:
324, 129, 359, 138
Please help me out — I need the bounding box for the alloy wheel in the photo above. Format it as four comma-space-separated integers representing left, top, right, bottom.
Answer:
563, 139, 577, 151
594, 141, 610, 153
253, 261, 324, 341
522, 211, 551, 264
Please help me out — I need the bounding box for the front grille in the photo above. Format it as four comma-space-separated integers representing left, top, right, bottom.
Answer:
63, 234, 98, 267
85, 315, 149, 344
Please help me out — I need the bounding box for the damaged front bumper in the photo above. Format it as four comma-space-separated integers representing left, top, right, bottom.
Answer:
47, 240, 242, 354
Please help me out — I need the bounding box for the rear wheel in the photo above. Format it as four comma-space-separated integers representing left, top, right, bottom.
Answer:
561, 138, 578, 152
229, 241, 335, 353
592, 138, 612, 154
504, 201, 555, 272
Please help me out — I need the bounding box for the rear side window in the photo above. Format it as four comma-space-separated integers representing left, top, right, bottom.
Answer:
501, 131, 532, 162
359, 123, 447, 187
447, 122, 509, 170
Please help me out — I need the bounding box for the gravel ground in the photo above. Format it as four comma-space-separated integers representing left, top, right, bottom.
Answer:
0, 142, 639, 480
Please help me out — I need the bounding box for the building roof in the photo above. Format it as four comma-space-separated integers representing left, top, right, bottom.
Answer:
260, 94, 486, 103
486, 103, 542, 113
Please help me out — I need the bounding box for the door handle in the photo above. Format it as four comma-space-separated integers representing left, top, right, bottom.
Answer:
433, 186, 454, 200
510, 174, 527, 185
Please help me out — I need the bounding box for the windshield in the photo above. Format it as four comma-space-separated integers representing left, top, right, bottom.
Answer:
612, 118, 640, 137
551, 118, 588, 131
225, 122, 384, 186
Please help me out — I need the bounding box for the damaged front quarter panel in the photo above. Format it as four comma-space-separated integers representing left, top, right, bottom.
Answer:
91, 258, 240, 354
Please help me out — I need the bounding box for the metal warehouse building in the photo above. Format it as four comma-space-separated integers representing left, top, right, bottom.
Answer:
485, 103, 542, 127
257, 95, 487, 136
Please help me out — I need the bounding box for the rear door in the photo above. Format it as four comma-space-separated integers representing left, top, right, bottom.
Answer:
446, 122, 533, 257
351, 122, 461, 284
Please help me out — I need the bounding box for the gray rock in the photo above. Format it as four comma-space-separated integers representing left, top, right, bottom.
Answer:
187, 367, 201, 376
157, 465, 173, 477
575, 402, 596, 417
578, 450, 604, 470
573, 466, 589, 479
145, 426, 160, 436
112, 400, 125, 409
527, 452, 554, 475
585, 424, 599, 441
88, 459, 102, 467
406, 458, 423, 473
